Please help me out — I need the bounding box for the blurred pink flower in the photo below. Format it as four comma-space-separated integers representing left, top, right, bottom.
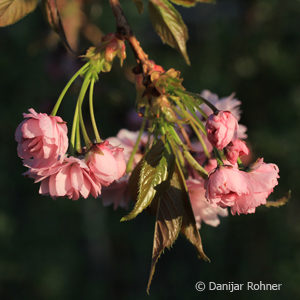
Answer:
15, 108, 68, 168
38, 156, 101, 200
86, 141, 126, 187
206, 111, 238, 150
187, 178, 228, 228
225, 139, 249, 164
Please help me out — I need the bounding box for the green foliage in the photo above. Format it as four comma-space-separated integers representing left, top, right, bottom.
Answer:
170, 0, 215, 7
0, 0, 38, 27
148, 0, 190, 65
121, 139, 174, 221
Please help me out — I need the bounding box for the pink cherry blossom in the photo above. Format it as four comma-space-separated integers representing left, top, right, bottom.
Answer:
86, 141, 126, 187
205, 160, 279, 215
205, 111, 238, 150
107, 129, 147, 167
231, 159, 279, 215
15, 108, 68, 168
225, 139, 249, 164
187, 178, 228, 228
103, 129, 148, 210
38, 156, 101, 200
200, 90, 247, 139
205, 165, 250, 208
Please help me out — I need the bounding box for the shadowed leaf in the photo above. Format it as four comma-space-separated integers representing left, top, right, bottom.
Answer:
149, 0, 190, 65
147, 164, 209, 293
132, 0, 144, 14
170, 0, 215, 6
0, 0, 38, 27
42, 0, 76, 53
265, 190, 291, 208
121, 139, 172, 221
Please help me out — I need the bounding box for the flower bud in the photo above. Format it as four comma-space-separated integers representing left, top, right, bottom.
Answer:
205, 111, 238, 149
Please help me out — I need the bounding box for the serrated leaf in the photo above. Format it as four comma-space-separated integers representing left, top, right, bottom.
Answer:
147, 164, 209, 293
121, 139, 172, 221
132, 0, 144, 14
170, 0, 215, 6
149, 0, 190, 65
0, 0, 38, 27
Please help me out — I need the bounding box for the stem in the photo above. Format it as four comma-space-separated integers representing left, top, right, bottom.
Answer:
75, 116, 81, 153
126, 115, 147, 173
78, 75, 92, 148
51, 62, 89, 116
189, 121, 210, 158
109, 0, 152, 74
213, 148, 224, 166
183, 91, 219, 114
70, 104, 79, 155
167, 124, 208, 178
89, 78, 101, 143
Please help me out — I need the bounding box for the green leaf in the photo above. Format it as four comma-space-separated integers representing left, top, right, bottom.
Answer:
149, 0, 190, 65
147, 164, 209, 293
132, 0, 144, 14
0, 0, 38, 27
121, 139, 173, 221
170, 0, 215, 6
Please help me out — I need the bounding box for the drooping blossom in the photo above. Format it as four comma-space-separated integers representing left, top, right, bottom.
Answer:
200, 90, 247, 139
231, 159, 279, 215
15, 108, 68, 168
37, 156, 101, 200
101, 175, 131, 209
101, 129, 148, 210
187, 178, 228, 228
225, 139, 249, 164
205, 111, 238, 150
205, 160, 279, 215
86, 141, 126, 187
108, 129, 147, 169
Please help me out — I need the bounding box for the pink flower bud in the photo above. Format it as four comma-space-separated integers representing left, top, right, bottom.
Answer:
225, 139, 249, 164
86, 141, 126, 187
187, 178, 228, 228
205, 111, 238, 150
38, 156, 101, 200
15, 108, 68, 168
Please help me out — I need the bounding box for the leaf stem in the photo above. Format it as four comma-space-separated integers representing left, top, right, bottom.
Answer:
51, 63, 89, 116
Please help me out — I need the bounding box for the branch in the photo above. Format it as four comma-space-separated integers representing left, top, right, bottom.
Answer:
109, 0, 152, 74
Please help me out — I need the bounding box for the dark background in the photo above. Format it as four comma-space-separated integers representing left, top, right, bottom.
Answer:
1, 0, 299, 299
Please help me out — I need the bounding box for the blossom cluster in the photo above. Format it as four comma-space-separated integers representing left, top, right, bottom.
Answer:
15, 109, 126, 200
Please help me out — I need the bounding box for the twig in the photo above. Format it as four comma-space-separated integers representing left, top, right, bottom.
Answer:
109, 0, 152, 74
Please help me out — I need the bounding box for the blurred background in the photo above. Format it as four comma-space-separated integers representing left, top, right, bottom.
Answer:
1, 0, 300, 299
